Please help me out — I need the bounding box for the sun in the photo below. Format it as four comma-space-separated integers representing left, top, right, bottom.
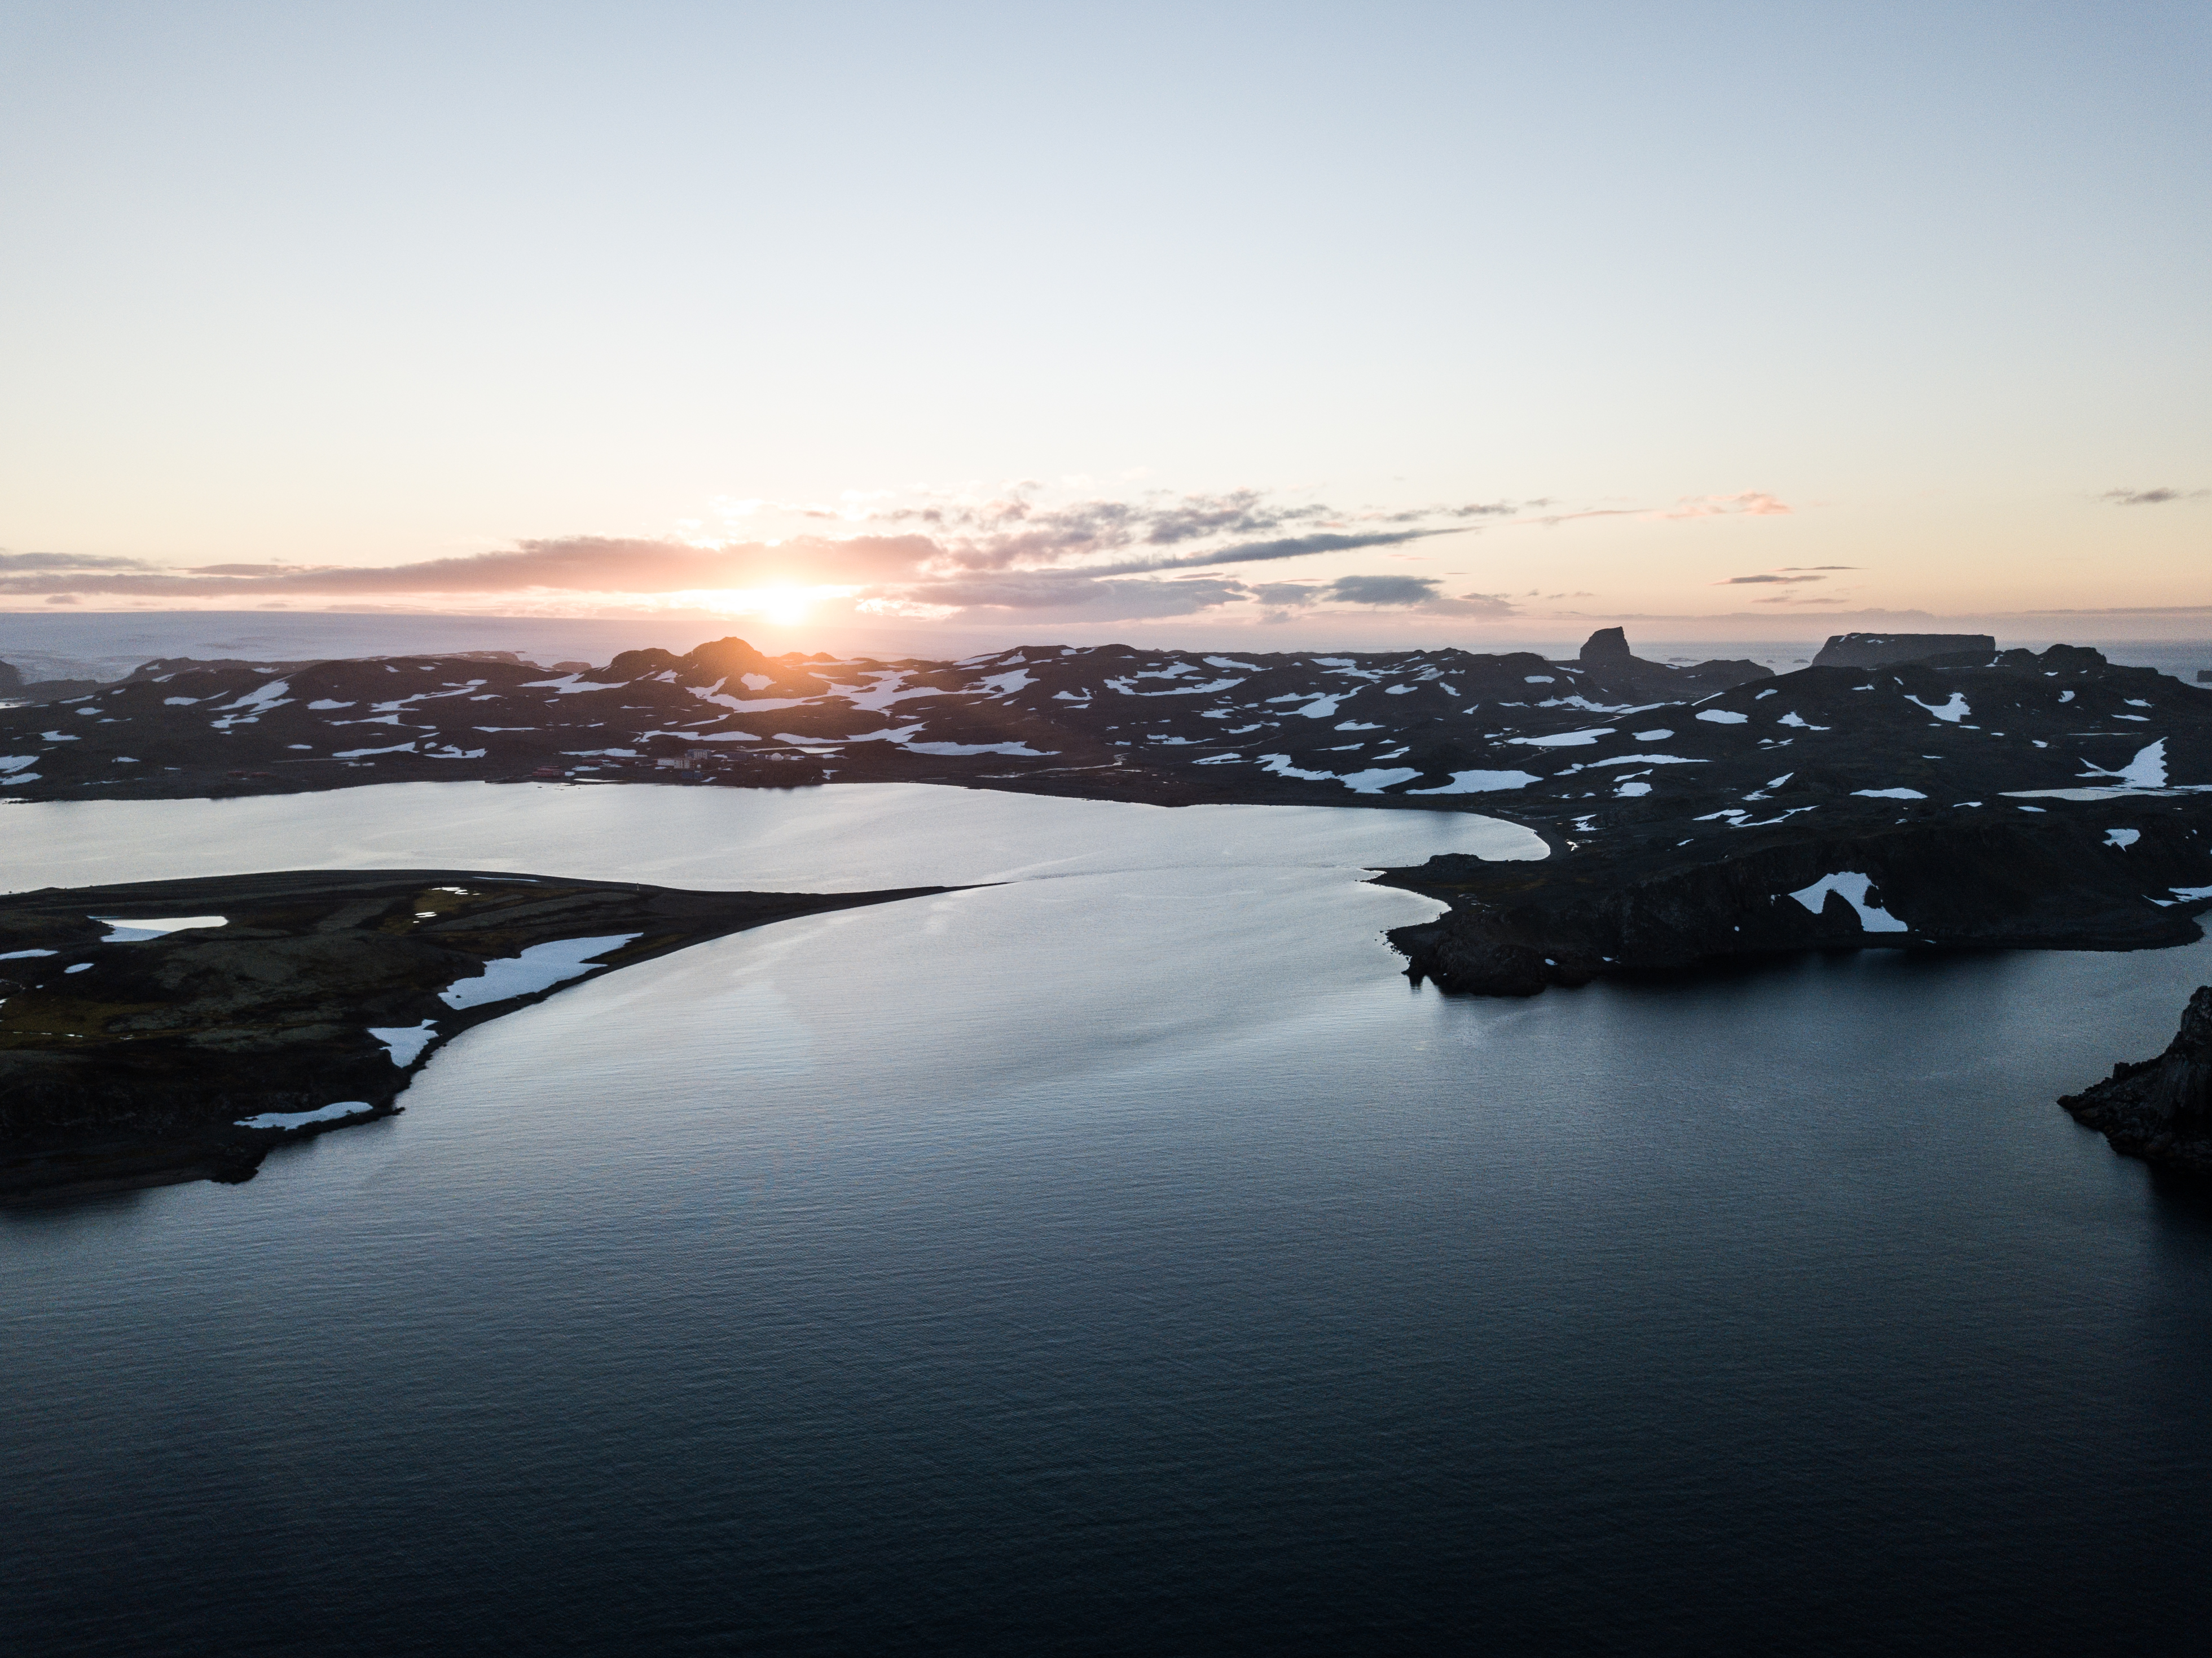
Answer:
757, 586, 811, 626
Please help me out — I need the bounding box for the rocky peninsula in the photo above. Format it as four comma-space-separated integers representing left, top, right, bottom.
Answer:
0, 869, 946, 1199
2061, 986, 2212, 1175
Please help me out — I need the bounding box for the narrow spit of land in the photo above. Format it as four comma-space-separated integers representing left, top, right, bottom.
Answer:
0, 869, 950, 1200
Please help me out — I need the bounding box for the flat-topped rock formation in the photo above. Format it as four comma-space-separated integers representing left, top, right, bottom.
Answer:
0, 869, 947, 1199
1811, 632, 1998, 669
2061, 986, 2212, 1174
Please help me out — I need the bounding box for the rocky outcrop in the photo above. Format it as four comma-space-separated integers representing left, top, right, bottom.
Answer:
1384, 810, 2212, 996
2061, 987, 2212, 1173
1812, 632, 1996, 669
1573, 626, 1773, 697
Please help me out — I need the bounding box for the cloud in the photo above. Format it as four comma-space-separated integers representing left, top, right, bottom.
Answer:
0, 549, 154, 572
1314, 574, 1441, 606
1247, 575, 1517, 617
1716, 573, 1825, 585
1665, 491, 1791, 519
891, 570, 1247, 618
2101, 487, 2205, 506
0, 479, 1782, 622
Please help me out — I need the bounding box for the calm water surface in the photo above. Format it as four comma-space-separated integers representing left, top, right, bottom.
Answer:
6, 783, 2211, 1655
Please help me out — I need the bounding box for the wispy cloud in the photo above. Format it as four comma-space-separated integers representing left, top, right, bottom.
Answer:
2101, 487, 2205, 506
0, 481, 1788, 625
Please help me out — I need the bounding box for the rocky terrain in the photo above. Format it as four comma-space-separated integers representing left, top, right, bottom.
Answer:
0, 869, 946, 1199
2061, 986, 2212, 1174
3, 627, 2208, 997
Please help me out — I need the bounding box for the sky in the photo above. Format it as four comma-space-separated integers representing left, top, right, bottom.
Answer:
1, 1, 2206, 651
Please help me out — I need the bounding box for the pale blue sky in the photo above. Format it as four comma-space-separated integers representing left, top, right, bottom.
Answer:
2, 1, 2205, 643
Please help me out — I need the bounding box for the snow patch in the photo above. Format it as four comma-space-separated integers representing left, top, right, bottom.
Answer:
236, 1101, 375, 1132
438, 934, 643, 1011
2105, 828, 2140, 849
1907, 692, 1969, 722
1406, 769, 1542, 794
1508, 727, 1613, 747
368, 1021, 438, 1066
93, 914, 226, 942
2081, 740, 2167, 789
1696, 709, 1748, 725
1787, 873, 1908, 933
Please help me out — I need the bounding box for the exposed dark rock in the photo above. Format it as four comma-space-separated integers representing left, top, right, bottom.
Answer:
0, 869, 948, 1199
1813, 632, 1998, 669
2061, 986, 2212, 1174
1579, 627, 1634, 665
1384, 812, 2212, 995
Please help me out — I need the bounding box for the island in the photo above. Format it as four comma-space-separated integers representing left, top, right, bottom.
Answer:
0, 870, 949, 1200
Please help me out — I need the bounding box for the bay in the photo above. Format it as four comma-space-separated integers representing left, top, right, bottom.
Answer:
5, 782, 2211, 1655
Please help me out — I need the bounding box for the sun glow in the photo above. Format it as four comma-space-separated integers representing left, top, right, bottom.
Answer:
669, 584, 845, 625
756, 586, 811, 626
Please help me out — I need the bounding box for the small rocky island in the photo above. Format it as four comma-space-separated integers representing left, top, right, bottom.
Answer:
0, 870, 946, 1199
2061, 986, 2212, 1174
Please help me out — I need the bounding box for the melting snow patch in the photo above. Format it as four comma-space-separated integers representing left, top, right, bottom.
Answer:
1852, 788, 1926, 800
93, 915, 226, 943
438, 934, 642, 1010
368, 1022, 438, 1066
1632, 728, 1674, 741
1696, 709, 1748, 724
1256, 755, 1338, 782
1338, 768, 1423, 794
0, 756, 38, 773
2106, 828, 2140, 849
333, 741, 419, 759
237, 1101, 375, 1132
1907, 692, 1970, 722
0, 948, 57, 960
2081, 740, 2167, 789
1788, 873, 1908, 933
2172, 886, 2212, 902
1509, 727, 1613, 747
1616, 781, 1651, 797
1406, 769, 1542, 794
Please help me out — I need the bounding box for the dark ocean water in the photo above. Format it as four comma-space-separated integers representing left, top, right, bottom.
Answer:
5, 785, 2211, 1655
